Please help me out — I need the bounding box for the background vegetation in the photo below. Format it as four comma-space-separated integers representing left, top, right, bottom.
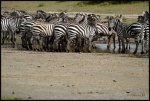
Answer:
1, 1, 149, 14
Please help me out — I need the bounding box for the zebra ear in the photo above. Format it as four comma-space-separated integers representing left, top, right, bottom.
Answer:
119, 14, 122, 18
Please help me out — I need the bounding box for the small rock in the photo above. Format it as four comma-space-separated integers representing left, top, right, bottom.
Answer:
37, 66, 40, 68
113, 80, 116, 82
28, 96, 32, 99
88, 92, 92, 94
77, 92, 81, 94
12, 92, 15, 94
126, 91, 130, 93
67, 85, 70, 87
72, 85, 75, 87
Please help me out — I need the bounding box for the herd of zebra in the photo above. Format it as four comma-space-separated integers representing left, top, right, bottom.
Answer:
1, 10, 149, 54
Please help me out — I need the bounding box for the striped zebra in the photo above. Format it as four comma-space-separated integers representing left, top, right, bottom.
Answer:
1, 16, 25, 47
108, 15, 144, 54
11, 10, 28, 17
19, 20, 37, 50
93, 22, 116, 50
52, 15, 75, 52
1, 17, 11, 45
52, 23, 69, 52
108, 15, 131, 51
137, 15, 149, 54
30, 23, 55, 51
2, 11, 11, 18
66, 13, 97, 52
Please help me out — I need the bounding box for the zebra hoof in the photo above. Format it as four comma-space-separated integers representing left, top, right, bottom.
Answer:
107, 45, 110, 50
141, 51, 144, 54
146, 50, 149, 54
121, 50, 125, 53
133, 51, 137, 54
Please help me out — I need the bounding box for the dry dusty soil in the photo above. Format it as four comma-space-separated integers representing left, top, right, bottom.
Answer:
1, 47, 149, 100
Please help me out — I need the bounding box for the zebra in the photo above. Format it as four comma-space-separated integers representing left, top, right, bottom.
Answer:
35, 10, 48, 20
1, 17, 11, 45
2, 11, 12, 18
108, 15, 131, 51
108, 15, 144, 54
66, 13, 97, 52
19, 20, 37, 50
52, 14, 75, 52
45, 11, 69, 24
1, 16, 25, 47
52, 23, 68, 52
11, 10, 28, 17
137, 15, 149, 54
30, 22, 55, 51
93, 22, 116, 50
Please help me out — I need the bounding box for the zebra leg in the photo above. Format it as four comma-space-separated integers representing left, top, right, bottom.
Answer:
107, 35, 111, 50
133, 41, 139, 54
40, 37, 44, 51
88, 36, 93, 52
121, 38, 125, 53
43, 37, 47, 51
58, 40, 61, 52
67, 39, 71, 52
112, 33, 116, 49
125, 38, 129, 50
81, 38, 85, 52
141, 39, 145, 54
1, 32, 6, 45
10, 31, 16, 48
28, 37, 33, 50
128, 38, 130, 50
76, 38, 81, 52
63, 38, 67, 52
52, 39, 58, 52
31, 37, 36, 51
146, 35, 149, 54
118, 37, 121, 50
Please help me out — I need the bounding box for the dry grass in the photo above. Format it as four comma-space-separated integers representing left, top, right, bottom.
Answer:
1, 95, 27, 100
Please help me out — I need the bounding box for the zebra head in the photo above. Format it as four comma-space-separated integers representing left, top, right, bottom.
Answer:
74, 13, 86, 24
142, 11, 149, 23
87, 14, 97, 26
58, 11, 68, 23
35, 10, 47, 20
137, 16, 145, 23
108, 15, 122, 31
2, 11, 11, 18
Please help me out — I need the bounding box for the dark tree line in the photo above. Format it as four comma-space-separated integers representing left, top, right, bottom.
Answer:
79, 1, 146, 5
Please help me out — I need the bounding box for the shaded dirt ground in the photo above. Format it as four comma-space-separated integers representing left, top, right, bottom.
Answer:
1, 48, 149, 100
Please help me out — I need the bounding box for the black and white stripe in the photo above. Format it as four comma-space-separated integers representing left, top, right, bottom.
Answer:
108, 15, 144, 54
67, 13, 97, 52
31, 23, 55, 51
19, 20, 37, 49
1, 17, 25, 47
94, 23, 116, 49
137, 15, 149, 54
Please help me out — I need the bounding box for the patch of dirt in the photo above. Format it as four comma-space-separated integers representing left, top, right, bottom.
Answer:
1, 48, 149, 100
